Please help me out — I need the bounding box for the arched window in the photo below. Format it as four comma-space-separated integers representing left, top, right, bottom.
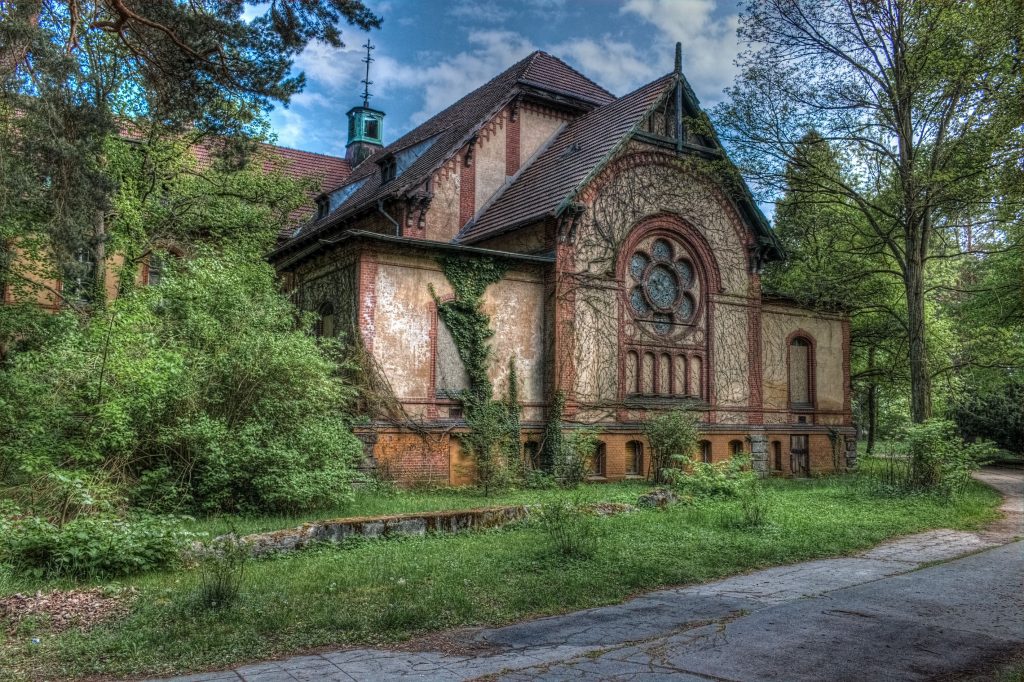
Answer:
626, 440, 644, 476
789, 337, 813, 407
626, 350, 640, 395
314, 302, 336, 338
729, 439, 744, 457
699, 440, 712, 463
659, 353, 671, 395
524, 441, 540, 470
591, 442, 607, 477
435, 315, 470, 396
146, 253, 164, 286
641, 352, 655, 394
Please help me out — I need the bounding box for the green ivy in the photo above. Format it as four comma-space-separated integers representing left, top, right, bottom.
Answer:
431, 255, 518, 494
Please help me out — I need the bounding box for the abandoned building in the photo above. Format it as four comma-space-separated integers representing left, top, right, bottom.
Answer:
269, 45, 857, 483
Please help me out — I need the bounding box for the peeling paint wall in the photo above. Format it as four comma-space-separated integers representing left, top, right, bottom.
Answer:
424, 159, 461, 242
474, 113, 507, 212
761, 304, 846, 418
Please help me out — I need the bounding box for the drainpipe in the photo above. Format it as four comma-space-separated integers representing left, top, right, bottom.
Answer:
377, 199, 401, 236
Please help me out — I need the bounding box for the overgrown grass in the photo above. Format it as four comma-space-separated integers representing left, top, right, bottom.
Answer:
0, 474, 1002, 681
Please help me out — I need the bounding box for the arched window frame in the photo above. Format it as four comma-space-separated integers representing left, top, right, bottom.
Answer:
729, 439, 744, 457
626, 440, 644, 476
314, 301, 336, 338
698, 440, 712, 464
786, 331, 817, 410
590, 442, 607, 477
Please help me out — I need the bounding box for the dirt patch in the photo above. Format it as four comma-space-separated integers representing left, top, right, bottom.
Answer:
0, 587, 136, 634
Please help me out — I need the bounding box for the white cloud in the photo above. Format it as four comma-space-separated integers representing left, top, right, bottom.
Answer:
448, 1, 514, 24
549, 36, 656, 95
620, 0, 742, 103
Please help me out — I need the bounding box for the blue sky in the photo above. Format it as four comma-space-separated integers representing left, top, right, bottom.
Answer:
261, 0, 745, 157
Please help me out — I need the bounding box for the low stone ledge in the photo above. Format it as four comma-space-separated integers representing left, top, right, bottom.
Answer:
235, 506, 531, 556
202, 502, 636, 557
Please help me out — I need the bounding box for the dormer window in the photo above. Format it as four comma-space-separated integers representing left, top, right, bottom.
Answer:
379, 155, 397, 184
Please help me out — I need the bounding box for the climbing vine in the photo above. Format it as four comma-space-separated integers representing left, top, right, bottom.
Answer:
431, 255, 519, 493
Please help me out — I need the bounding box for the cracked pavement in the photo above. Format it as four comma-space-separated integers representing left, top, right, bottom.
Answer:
156, 468, 1023, 682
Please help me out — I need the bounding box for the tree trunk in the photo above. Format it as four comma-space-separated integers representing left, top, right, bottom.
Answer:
905, 229, 931, 423
866, 348, 877, 455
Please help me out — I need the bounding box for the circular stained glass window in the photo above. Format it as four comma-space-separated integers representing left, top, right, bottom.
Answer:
646, 265, 678, 308
652, 239, 673, 260
630, 253, 648, 280
627, 237, 700, 335
629, 287, 650, 315
675, 260, 693, 287
677, 293, 695, 320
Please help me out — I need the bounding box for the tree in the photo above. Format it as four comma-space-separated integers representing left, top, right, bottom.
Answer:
717, 0, 1024, 423
0, 0, 379, 307
643, 409, 699, 484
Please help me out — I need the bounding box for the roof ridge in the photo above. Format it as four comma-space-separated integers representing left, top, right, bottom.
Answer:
522, 51, 616, 101
258, 142, 347, 162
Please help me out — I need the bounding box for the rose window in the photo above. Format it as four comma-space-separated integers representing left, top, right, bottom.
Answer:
627, 237, 699, 335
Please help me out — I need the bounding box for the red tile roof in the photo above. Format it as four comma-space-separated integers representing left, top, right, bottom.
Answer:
457, 74, 675, 244
272, 51, 614, 258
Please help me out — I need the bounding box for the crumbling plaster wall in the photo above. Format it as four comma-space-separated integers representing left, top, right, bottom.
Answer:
761, 304, 847, 419
370, 252, 545, 416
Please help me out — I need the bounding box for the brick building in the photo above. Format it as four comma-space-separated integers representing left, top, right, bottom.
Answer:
270, 47, 856, 483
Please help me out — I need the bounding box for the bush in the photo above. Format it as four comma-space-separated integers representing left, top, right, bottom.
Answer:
0, 512, 193, 579
736, 480, 770, 528
867, 419, 996, 498
534, 498, 600, 559
0, 252, 363, 515
195, 535, 249, 610
664, 455, 753, 497
643, 409, 700, 483
555, 429, 598, 488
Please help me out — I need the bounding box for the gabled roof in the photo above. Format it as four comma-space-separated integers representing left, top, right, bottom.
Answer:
456, 74, 675, 244
271, 51, 614, 258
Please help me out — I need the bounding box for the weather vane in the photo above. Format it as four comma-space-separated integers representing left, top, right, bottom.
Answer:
361, 40, 375, 108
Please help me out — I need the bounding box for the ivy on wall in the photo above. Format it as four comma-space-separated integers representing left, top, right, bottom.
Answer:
431, 255, 520, 493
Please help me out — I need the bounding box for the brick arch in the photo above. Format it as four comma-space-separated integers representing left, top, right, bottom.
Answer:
785, 329, 817, 410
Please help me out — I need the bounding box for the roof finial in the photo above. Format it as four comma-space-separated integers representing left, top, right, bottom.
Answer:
361, 39, 375, 108
674, 42, 682, 73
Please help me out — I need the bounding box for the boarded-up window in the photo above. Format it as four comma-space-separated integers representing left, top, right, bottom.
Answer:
626, 440, 644, 476
659, 353, 671, 395
641, 352, 655, 394
674, 356, 687, 395
591, 442, 607, 476
315, 303, 336, 338
789, 338, 811, 405
690, 355, 702, 398
626, 350, 639, 394
436, 318, 470, 395
699, 440, 712, 463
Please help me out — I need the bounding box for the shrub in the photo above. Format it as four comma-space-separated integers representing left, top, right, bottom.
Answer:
0, 512, 193, 579
643, 409, 700, 483
736, 480, 770, 528
534, 498, 600, 559
900, 419, 994, 497
665, 455, 753, 497
195, 535, 249, 610
0, 252, 363, 515
556, 428, 598, 488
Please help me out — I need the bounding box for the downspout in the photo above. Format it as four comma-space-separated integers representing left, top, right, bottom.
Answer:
377, 199, 401, 236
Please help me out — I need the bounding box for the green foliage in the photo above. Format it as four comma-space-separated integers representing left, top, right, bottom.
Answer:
195, 535, 250, 611
643, 409, 700, 483
0, 512, 192, 579
534, 498, 601, 559
894, 420, 995, 498
541, 390, 566, 473
0, 252, 362, 515
432, 256, 519, 494
951, 374, 1024, 456
664, 456, 754, 498
555, 428, 599, 489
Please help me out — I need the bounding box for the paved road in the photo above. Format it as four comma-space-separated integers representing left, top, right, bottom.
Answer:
160, 468, 1023, 682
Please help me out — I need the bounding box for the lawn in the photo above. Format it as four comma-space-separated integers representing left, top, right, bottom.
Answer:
0, 470, 1003, 681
